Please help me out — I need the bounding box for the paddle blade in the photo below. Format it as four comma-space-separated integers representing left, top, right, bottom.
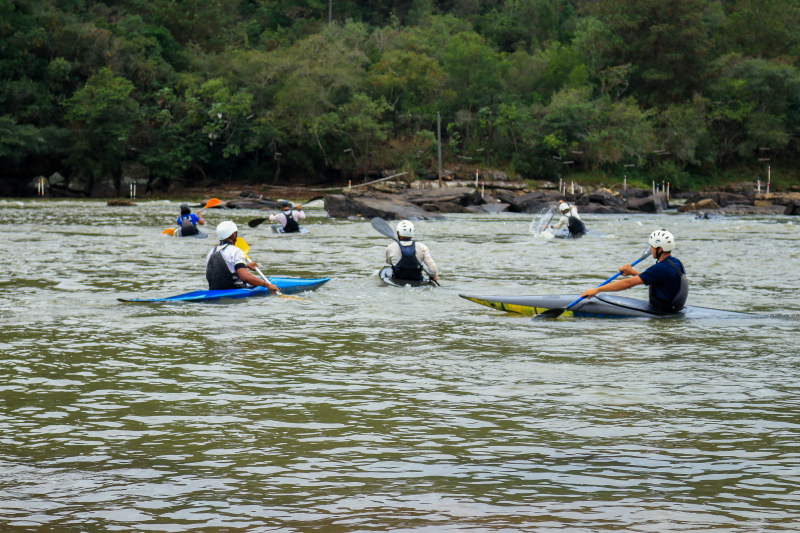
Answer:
371, 217, 397, 241
162, 228, 175, 236
234, 237, 249, 256
204, 198, 221, 209
532, 308, 566, 320
248, 217, 268, 228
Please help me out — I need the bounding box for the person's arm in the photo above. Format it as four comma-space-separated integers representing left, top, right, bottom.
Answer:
417, 244, 438, 279
550, 216, 568, 229
294, 209, 306, 220
196, 213, 205, 225
386, 243, 399, 266
269, 213, 281, 222
581, 276, 643, 298
236, 267, 279, 292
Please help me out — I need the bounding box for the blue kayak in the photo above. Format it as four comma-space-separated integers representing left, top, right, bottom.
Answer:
119, 277, 330, 303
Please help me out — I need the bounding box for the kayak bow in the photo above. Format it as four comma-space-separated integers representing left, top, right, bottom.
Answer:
119, 277, 330, 303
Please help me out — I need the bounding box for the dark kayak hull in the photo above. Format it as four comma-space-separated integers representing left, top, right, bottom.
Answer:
271, 225, 309, 234
379, 266, 435, 288
459, 293, 750, 318
173, 228, 209, 238
120, 277, 330, 302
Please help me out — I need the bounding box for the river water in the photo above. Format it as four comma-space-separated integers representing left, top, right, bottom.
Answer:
1, 199, 799, 532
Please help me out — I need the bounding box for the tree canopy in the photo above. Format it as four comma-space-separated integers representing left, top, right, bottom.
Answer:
2, 0, 799, 191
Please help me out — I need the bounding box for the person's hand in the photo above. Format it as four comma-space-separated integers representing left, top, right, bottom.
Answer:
544, 224, 549, 229
581, 287, 600, 299
247, 261, 258, 270
619, 264, 636, 276
295, 205, 302, 209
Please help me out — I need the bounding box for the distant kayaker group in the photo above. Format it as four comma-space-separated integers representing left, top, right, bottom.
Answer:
168, 199, 689, 316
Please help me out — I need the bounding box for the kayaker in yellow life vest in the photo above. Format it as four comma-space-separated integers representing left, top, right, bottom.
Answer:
206, 221, 278, 292
385, 220, 438, 281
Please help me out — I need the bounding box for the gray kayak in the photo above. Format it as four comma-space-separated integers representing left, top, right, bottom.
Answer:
459, 293, 751, 318
379, 266, 436, 288
271, 225, 310, 235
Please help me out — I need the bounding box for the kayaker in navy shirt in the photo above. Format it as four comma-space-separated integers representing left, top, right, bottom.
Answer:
580, 229, 688, 312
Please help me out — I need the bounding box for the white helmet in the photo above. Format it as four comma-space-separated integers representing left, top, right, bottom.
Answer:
216, 220, 238, 240
648, 229, 675, 252
396, 220, 415, 239
559, 202, 571, 213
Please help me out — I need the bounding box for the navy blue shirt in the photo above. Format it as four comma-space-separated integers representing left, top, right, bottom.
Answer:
639, 256, 685, 306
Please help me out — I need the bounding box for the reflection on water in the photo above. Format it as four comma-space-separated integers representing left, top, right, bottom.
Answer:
0, 200, 799, 531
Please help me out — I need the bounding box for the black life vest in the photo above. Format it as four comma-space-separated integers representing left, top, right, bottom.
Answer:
180, 215, 198, 236
206, 243, 239, 290
649, 256, 689, 312
566, 214, 586, 235
282, 210, 300, 233
392, 242, 424, 281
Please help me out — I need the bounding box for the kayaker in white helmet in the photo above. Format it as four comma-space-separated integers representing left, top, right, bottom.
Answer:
206, 221, 279, 292
546, 200, 586, 236
385, 220, 438, 282
580, 229, 688, 312
269, 200, 306, 232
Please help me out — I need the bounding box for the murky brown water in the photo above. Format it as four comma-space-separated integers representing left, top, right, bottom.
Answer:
1, 199, 799, 532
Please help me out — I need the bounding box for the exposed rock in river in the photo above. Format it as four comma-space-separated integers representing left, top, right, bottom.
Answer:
324, 190, 446, 220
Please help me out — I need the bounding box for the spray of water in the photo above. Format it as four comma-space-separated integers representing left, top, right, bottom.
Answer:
529, 205, 558, 238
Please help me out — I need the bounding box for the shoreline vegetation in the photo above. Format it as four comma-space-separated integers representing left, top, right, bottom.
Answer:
2, 0, 799, 199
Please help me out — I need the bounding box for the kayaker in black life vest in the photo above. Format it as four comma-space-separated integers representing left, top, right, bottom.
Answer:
269, 200, 306, 232
385, 220, 438, 282
580, 230, 689, 312
175, 202, 205, 236
206, 221, 279, 292
546, 201, 586, 236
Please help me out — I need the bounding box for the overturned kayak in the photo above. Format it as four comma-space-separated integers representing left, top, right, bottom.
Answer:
271, 225, 310, 235
459, 293, 750, 318
379, 266, 435, 288
119, 277, 330, 303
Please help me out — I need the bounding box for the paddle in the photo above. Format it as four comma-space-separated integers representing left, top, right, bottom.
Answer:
370, 217, 441, 286
162, 198, 221, 235
533, 247, 652, 320
234, 237, 301, 300
248, 196, 324, 228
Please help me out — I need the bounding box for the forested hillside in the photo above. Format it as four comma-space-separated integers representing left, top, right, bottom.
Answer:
2, 0, 799, 195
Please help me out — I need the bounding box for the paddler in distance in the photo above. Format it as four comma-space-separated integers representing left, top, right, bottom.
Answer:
385, 220, 438, 282
269, 200, 306, 233
175, 202, 205, 236
580, 230, 688, 312
206, 221, 279, 292
545, 200, 586, 236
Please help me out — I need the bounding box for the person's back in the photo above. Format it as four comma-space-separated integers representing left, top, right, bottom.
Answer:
639, 254, 688, 312
579, 229, 688, 312
385, 220, 438, 281
550, 203, 586, 235
176, 203, 203, 236
270, 201, 306, 232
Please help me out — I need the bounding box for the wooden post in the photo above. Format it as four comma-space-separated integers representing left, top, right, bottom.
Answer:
437, 111, 442, 188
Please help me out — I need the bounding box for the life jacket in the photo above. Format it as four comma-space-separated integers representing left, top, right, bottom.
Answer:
282, 210, 300, 233
649, 256, 689, 312
179, 214, 198, 236
206, 243, 239, 290
392, 242, 424, 281
566, 214, 586, 235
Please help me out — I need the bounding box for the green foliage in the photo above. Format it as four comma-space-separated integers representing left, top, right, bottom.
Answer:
1, 0, 800, 189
